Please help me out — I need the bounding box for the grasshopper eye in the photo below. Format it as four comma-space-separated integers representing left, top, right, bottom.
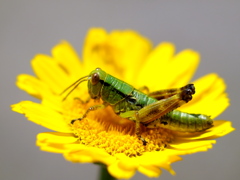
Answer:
91, 73, 100, 85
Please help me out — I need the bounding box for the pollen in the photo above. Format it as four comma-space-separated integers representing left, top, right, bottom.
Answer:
62, 98, 174, 157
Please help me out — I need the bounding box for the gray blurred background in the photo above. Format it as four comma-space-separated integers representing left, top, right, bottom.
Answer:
1, 1, 239, 180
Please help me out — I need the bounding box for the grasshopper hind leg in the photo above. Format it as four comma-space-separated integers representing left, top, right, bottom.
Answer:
148, 83, 195, 100
120, 84, 195, 145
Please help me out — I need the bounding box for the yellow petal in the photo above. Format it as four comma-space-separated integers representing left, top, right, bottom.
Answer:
108, 30, 152, 83
179, 73, 229, 118
137, 42, 175, 89
138, 48, 199, 91
51, 41, 84, 78
138, 165, 162, 178
11, 101, 72, 132
64, 145, 115, 165
83, 28, 117, 76
175, 120, 235, 140
170, 140, 216, 152
39, 143, 68, 153
37, 132, 77, 144
172, 50, 199, 85
164, 49, 200, 88
16, 74, 50, 99
137, 151, 179, 176
16, 74, 64, 112
36, 132, 78, 153
114, 154, 139, 170
31, 54, 70, 93
209, 120, 235, 138
108, 160, 136, 179
83, 28, 152, 82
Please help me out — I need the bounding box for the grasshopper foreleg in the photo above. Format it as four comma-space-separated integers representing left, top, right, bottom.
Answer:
71, 103, 107, 124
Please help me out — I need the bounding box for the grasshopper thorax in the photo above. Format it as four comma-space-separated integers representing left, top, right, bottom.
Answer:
88, 68, 107, 99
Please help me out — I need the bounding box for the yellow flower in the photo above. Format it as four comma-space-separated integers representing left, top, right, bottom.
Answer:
11, 28, 234, 179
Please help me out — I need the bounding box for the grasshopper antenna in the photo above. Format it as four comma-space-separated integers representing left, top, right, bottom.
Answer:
60, 75, 89, 101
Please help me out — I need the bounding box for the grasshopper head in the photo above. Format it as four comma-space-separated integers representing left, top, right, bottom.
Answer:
88, 68, 107, 99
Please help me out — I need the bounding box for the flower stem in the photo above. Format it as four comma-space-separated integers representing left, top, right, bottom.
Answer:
99, 165, 116, 180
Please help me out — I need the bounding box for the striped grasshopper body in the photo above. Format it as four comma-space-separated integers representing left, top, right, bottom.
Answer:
62, 68, 213, 144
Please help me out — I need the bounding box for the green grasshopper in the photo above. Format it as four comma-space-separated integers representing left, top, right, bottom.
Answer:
61, 68, 213, 145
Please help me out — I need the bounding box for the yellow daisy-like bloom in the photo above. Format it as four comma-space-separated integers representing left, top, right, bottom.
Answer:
12, 28, 234, 179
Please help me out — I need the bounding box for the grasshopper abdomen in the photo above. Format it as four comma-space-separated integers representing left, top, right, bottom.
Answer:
146, 110, 213, 132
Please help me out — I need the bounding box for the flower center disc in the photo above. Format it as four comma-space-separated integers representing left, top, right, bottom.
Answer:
63, 99, 174, 157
